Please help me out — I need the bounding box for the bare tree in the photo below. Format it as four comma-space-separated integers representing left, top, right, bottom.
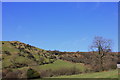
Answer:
90, 36, 112, 71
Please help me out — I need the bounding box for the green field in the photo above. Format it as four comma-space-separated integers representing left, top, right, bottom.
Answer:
53, 70, 118, 78
32, 60, 86, 71
16, 59, 86, 73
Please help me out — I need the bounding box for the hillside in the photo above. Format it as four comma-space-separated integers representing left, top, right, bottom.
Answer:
1, 41, 59, 78
1, 41, 118, 79
2, 41, 56, 69
1, 41, 87, 78
13, 59, 86, 78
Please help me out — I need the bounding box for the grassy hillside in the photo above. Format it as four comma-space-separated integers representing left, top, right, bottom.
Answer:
53, 70, 118, 78
12, 59, 87, 78
2, 41, 57, 69
2, 41, 59, 78
2, 41, 20, 53
59, 51, 118, 72
1, 41, 118, 79
1, 41, 87, 78
32, 60, 86, 71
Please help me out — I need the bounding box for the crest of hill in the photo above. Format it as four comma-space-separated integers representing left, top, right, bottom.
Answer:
2, 41, 46, 54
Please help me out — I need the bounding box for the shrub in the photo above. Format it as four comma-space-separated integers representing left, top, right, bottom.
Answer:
2, 69, 22, 78
39, 69, 53, 77
2, 69, 12, 78
4, 51, 11, 55
5, 72, 18, 78
27, 68, 41, 79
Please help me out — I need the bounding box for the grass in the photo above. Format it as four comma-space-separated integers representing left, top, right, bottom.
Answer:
2, 55, 38, 68
12, 59, 86, 75
2, 56, 13, 68
53, 69, 118, 78
2, 41, 49, 68
32, 59, 86, 72
2, 41, 20, 54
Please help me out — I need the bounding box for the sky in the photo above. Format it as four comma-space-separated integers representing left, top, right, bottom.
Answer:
2, 2, 118, 52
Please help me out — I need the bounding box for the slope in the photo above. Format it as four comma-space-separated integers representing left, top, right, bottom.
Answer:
53, 70, 118, 78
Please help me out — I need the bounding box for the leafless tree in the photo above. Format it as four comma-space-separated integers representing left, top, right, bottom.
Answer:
90, 36, 112, 71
